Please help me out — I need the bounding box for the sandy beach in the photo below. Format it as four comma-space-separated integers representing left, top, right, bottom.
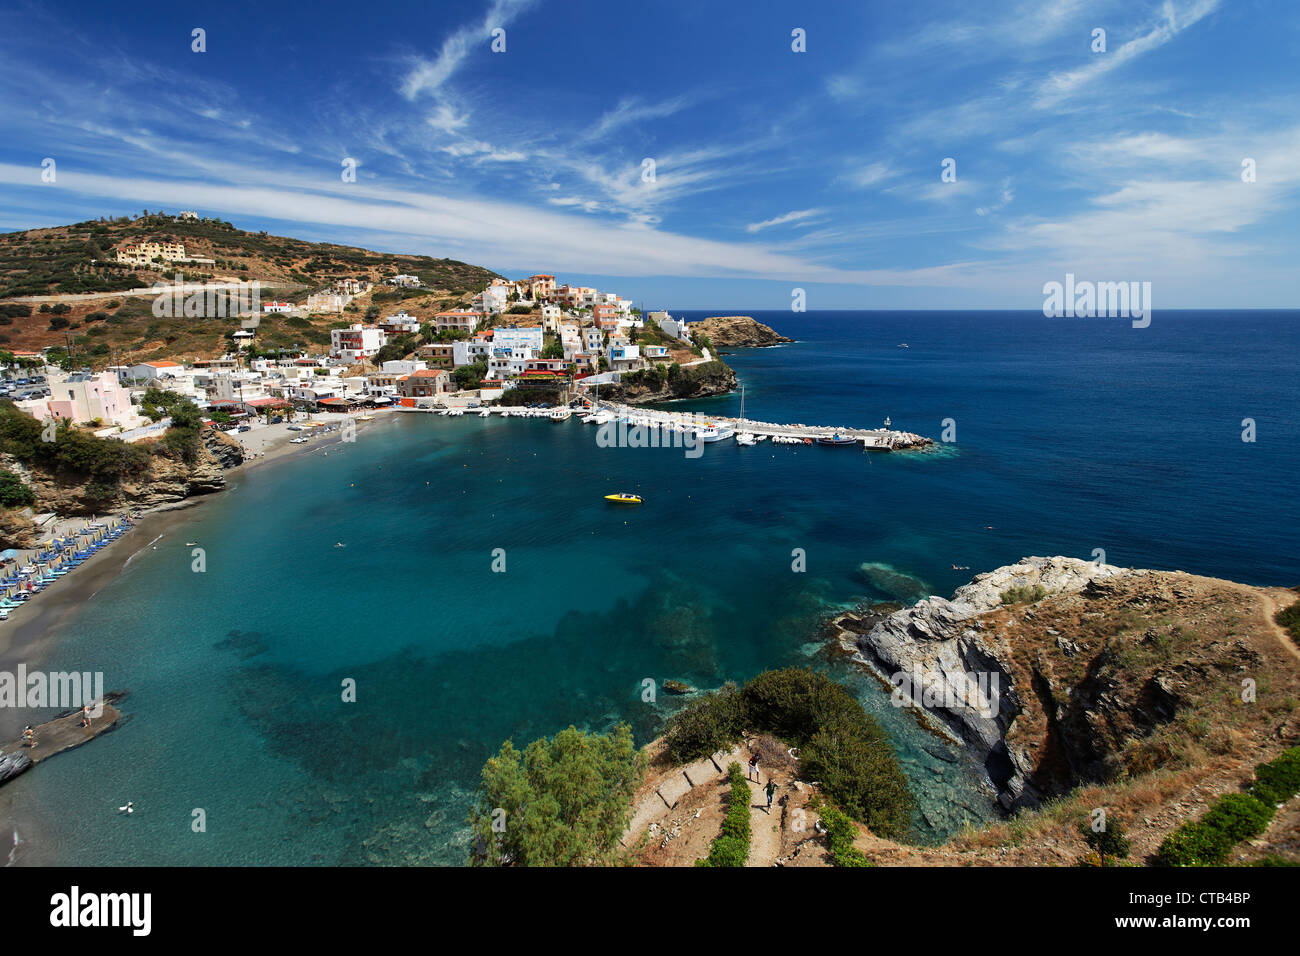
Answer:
0, 408, 400, 686
0, 407, 401, 864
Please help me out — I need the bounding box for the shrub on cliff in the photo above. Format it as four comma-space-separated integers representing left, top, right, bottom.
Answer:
0, 470, 35, 507
0, 403, 149, 483
663, 682, 744, 764
1250, 746, 1300, 807
662, 668, 914, 839
1080, 816, 1131, 861
1000, 584, 1047, 605
1159, 793, 1275, 866
818, 803, 872, 867
1276, 601, 1300, 650
468, 723, 644, 867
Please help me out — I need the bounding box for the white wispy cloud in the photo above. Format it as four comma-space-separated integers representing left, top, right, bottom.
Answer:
399, 0, 539, 100
745, 209, 823, 233
0, 163, 967, 285
1034, 0, 1220, 107
588, 95, 695, 138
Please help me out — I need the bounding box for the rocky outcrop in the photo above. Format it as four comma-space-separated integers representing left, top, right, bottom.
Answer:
836, 558, 1129, 809
602, 360, 737, 405
1, 425, 241, 518
0, 507, 40, 550
690, 315, 792, 347
831, 556, 1288, 814
203, 428, 245, 469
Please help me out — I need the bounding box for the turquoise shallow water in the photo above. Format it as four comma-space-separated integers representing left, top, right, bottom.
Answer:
9, 309, 1298, 864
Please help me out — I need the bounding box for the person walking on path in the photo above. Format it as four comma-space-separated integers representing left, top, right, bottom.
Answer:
765, 779, 776, 812
747, 753, 760, 781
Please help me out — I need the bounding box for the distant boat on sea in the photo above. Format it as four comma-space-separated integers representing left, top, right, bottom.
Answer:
604, 493, 642, 505
816, 434, 857, 447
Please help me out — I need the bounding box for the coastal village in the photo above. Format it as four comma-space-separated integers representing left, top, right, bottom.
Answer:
0, 214, 928, 630
0, 215, 928, 447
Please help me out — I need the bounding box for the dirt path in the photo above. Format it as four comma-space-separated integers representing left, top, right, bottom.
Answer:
1247, 586, 1299, 663
745, 775, 782, 867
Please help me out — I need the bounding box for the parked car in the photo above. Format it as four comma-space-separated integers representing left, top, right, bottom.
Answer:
286, 425, 302, 431
237, 425, 251, 432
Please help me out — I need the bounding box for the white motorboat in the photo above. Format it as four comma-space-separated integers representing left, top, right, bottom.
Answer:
696, 425, 734, 443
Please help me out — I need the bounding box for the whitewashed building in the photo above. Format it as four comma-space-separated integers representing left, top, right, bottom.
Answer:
330, 324, 388, 362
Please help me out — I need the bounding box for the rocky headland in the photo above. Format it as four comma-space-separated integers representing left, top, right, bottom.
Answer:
827, 557, 1300, 817
690, 315, 792, 347
0, 426, 243, 548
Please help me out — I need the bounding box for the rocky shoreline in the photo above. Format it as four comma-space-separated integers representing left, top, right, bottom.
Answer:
598, 359, 737, 405
824, 556, 1295, 814
0, 426, 243, 548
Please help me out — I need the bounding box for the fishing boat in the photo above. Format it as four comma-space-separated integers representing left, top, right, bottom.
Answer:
816, 434, 857, 447
696, 424, 734, 443
550, 407, 572, 422
735, 432, 757, 446
604, 492, 643, 505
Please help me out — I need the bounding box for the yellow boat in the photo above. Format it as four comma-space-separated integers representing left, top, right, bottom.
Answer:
604, 493, 643, 505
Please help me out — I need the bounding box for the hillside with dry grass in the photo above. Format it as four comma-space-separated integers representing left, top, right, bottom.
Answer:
0, 213, 500, 364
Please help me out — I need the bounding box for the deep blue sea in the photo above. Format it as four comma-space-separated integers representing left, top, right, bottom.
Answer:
7, 310, 1298, 865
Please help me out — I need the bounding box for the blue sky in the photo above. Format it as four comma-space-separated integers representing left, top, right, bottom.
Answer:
1, 0, 1297, 309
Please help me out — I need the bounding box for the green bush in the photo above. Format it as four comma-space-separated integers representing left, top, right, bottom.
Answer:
1276, 602, 1300, 649
468, 724, 644, 867
744, 669, 913, 838
1203, 793, 1275, 843
662, 682, 744, 764
819, 803, 871, 866
701, 834, 748, 867
1251, 747, 1300, 806
662, 668, 914, 839
1081, 817, 1131, 860
0, 470, 36, 507
699, 763, 751, 867
1159, 793, 1275, 866
1159, 822, 1229, 867
0, 403, 149, 483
